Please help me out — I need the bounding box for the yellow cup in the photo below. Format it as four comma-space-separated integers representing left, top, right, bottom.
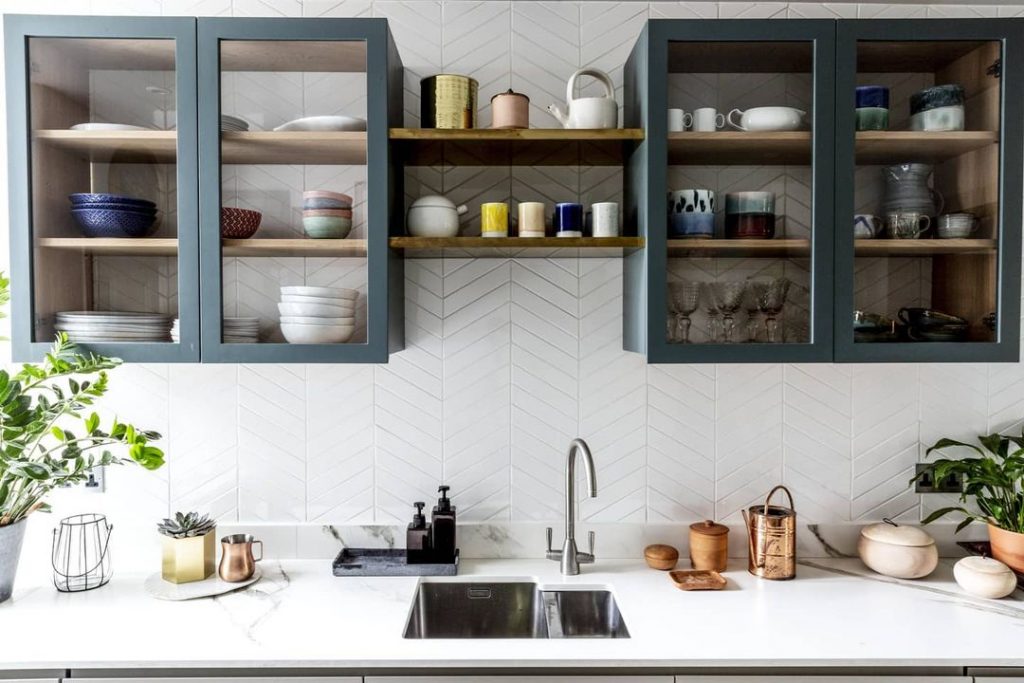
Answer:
481, 202, 509, 237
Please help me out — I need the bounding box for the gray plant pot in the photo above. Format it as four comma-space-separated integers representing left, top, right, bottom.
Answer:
0, 519, 27, 603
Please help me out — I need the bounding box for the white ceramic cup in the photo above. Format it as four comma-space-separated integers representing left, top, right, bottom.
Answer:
667, 108, 691, 132
518, 202, 546, 237
692, 107, 725, 132
591, 202, 620, 237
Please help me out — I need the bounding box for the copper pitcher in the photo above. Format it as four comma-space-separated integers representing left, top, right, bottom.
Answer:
742, 485, 797, 580
218, 534, 262, 583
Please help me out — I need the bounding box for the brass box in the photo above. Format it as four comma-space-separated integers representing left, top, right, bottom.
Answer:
161, 530, 215, 584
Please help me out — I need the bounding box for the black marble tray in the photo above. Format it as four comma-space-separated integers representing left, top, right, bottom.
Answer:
331, 548, 459, 577
957, 541, 1024, 591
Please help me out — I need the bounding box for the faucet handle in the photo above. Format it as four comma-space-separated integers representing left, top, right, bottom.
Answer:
544, 527, 561, 561
588, 530, 595, 556
546, 526, 553, 552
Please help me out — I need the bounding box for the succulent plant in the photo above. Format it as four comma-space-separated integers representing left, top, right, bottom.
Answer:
158, 511, 216, 539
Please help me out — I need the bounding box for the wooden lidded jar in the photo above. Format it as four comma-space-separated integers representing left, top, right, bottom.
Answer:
689, 519, 728, 571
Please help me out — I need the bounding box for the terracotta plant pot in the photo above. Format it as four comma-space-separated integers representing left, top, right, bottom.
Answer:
988, 522, 1024, 574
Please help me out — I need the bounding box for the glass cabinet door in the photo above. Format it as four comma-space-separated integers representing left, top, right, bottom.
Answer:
640, 20, 835, 363
834, 20, 1023, 361
198, 19, 398, 363
6, 17, 199, 361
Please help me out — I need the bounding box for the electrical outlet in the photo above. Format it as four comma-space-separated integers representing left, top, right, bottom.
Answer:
83, 466, 105, 493
915, 463, 963, 494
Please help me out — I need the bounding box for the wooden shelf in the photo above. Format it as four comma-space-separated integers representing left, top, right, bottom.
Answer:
668, 239, 810, 258
855, 239, 997, 256
36, 237, 179, 256
855, 131, 997, 164
391, 128, 644, 166
668, 132, 810, 165
222, 238, 367, 257
36, 130, 367, 165
389, 236, 644, 258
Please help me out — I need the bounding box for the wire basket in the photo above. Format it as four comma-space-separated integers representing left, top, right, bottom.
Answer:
51, 513, 113, 592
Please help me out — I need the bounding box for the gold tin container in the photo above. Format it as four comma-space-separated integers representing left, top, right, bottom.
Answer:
161, 529, 216, 584
742, 485, 797, 580
689, 519, 729, 571
421, 74, 478, 129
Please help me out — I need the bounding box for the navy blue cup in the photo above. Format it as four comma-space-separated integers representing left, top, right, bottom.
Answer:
670, 212, 714, 238
855, 85, 889, 109
553, 202, 583, 233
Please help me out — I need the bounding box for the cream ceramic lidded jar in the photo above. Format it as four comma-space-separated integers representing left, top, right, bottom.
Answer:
858, 519, 938, 579
953, 555, 1018, 599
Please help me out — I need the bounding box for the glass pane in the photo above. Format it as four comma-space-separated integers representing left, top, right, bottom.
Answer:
665, 41, 813, 345
218, 39, 368, 346
28, 38, 179, 344
851, 40, 1001, 344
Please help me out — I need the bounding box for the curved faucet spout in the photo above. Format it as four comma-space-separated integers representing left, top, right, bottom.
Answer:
549, 438, 597, 576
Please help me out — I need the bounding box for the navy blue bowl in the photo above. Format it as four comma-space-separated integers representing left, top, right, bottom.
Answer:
855, 85, 889, 109
76, 202, 158, 214
71, 207, 158, 238
69, 193, 156, 209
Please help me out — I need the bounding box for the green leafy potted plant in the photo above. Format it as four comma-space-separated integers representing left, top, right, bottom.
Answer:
916, 430, 1024, 573
0, 275, 165, 602
158, 511, 216, 584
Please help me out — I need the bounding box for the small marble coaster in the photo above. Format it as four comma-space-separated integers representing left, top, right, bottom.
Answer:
144, 568, 261, 601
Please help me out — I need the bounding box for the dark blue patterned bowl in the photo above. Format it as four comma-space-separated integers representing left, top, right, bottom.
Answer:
71, 207, 158, 238
76, 202, 158, 215
69, 193, 156, 209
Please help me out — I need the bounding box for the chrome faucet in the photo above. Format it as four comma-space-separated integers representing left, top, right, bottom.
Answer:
545, 438, 597, 575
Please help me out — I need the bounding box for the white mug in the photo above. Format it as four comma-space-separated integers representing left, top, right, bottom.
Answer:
692, 107, 725, 132
591, 202, 619, 237
667, 108, 691, 132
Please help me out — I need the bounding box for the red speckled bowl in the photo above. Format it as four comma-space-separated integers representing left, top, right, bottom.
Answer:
221, 207, 262, 239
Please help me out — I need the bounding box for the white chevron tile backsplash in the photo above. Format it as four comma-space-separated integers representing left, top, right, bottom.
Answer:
13, 0, 1024, 532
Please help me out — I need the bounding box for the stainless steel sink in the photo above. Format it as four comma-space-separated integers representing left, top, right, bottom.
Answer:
403, 581, 629, 639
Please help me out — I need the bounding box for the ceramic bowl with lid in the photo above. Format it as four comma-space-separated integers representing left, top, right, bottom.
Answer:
953, 555, 1018, 599
858, 520, 938, 579
407, 195, 469, 237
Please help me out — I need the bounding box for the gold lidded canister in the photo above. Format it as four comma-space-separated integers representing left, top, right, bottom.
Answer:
421, 74, 478, 129
689, 519, 728, 572
742, 485, 797, 580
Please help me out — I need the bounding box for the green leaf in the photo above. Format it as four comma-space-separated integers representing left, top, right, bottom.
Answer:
85, 412, 99, 435
926, 438, 984, 458
50, 426, 65, 441
921, 506, 970, 525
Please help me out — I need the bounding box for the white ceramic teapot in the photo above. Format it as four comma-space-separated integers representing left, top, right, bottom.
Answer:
548, 68, 618, 129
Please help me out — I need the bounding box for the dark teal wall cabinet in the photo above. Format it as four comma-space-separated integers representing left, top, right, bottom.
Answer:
626, 17, 1024, 364
625, 19, 837, 363
4, 15, 201, 362
833, 19, 1023, 362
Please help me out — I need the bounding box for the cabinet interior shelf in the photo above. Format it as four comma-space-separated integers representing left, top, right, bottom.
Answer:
390, 128, 644, 166
667, 131, 997, 166
855, 238, 997, 256
389, 236, 644, 258
36, 237, 368, 257
667, 238, 998, 258
35, 130, 368, 165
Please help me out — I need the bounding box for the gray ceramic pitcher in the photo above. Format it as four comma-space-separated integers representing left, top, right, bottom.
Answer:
882, 163, 944, 217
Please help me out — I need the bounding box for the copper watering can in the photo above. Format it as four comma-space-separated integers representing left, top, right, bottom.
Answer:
742, 485, 797, 580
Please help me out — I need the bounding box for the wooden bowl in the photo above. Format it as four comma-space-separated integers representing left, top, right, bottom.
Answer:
644, 543, 679, 570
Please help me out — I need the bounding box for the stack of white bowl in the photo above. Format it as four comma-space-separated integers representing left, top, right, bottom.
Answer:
224, 317, 260, 343
171, 318, 179, 343
278, 286, 357, 344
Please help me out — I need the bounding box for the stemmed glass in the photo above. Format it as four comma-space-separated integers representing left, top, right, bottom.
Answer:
757, 277, 791, 343
667, 281, 701, 343
744, 279, 767, 342
700, 282, 723, 343
710, 281, 747, 343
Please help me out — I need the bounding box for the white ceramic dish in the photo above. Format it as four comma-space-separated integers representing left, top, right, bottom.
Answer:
953, 556, 1018, 599
279, 315, 354, 326
71, 123, 150, 132
280, 285, 359, 300
857, 521, 938, 579
407, 195, 468, 237
281, 322, 355, 344
727, 106, 805, 132
273, 115, 367, 132
277, 302, 354, 317
144, 568, 261, 601
279, 294, 360, 307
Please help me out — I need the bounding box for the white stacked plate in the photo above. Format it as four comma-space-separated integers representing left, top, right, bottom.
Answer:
171, 318, 180, 343
278, 286, 357, 344
55, 311, 173, 343
223, 317, 260, 344
221, 115, 250, 132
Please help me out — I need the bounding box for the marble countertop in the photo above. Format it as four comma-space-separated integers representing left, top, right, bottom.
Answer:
2, 557, 1023, 670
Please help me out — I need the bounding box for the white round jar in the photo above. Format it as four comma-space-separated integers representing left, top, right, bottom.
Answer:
954, 556, 1017, 599
858, 520, 938, 579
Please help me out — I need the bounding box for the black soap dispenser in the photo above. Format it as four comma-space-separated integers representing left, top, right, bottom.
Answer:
407, 502, 431, 564
430, 485, 457, 564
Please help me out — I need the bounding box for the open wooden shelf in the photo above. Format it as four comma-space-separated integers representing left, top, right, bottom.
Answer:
855, 131, 997, 164
36, 237, 368, 258
35, 130, 367, 165
389, 236, 644, 258
390, 128, 644, 166
36, 237, 179, 256
854, 238, 997, 256
668, 238, 810, 258
668, 132, 810, 165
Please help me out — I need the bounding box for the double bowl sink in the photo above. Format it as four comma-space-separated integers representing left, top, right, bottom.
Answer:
404, 580, 629, 639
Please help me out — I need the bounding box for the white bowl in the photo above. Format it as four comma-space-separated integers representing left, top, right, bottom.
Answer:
277, 302, 354, 317
281, 322, 354, 344
280, 293, 359, 307
280, 315, 354, 326
280, 285, 358, 301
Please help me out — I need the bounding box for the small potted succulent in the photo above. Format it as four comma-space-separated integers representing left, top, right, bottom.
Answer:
158, 511, 217, 584
916, 429, 1024, 573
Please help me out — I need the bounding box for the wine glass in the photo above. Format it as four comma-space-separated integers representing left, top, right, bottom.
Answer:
757, 277, 791, 343
668, 280, 701, 344
744, 279, 767, 342
710, 281, 747, 343
700, 282, 723, 343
